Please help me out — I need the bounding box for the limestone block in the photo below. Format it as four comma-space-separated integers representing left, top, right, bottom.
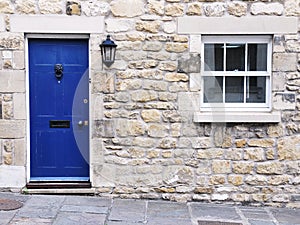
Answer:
93, 120, 115, 138
212, 160, 231, 174
244, 148, 265, 161
147, 149, 160, 158
235, 139, 247, 148
0, 71, 25, 93
0, 33, 24, 50
141, 109, 161, 122
273, 53, 297, 72
278, 135, 300, 160
286, 40, 300, 53
117, 41, 142, 51
13, 51, 25, 70
197, 148, 223, 159
111, 0, 144, 17
163, 22, 176, 34
159, 62, 177, 72
148, 124, 168, 138
159, 138, 176, 149
245, 175, 267, 186
116, 79, 142, 91
0, 120, 25, 138
116, 119, 145, 137
228, 175, 243, 186
256, 162, 285, 175
227, 1, 247, 17
142, 41, 163, 52
267, 124, 284, 138
120, 51, 147, 61
133, 137, 156, 147
211, 194, 229, 201
209, 175, 225, 185
190, 35, 201, 54
247, 139, 274, 148
106, 19, 134, 33
165, 73, 189, 82
272, 73, 285, 91
173, 35, 189, 43
15, 0, 36, 14
92, 75, 114, 94
165, 43, 188, 53
268, 175, 290, 185
148, 0, 164, 16
203, 3, 225, 17
178, 54, 201, 73
126, 32, 146, 42
81, 0, 110, 16
250, 3, 283, 16
0, 0, 14, 13
14, 139, 25, 166
273, 92, 295, 110
158, 92, 177, 102
284, 0, 300, 16
39, 0, 63, 14
169, 81, 189, 92
191, 137, 211, 149
187, 3, 202, 16
165, 4, 184, 17
2, 101, 13, 119
162, 110, 182, 123
131, 90, 157, 102
232, 162, 254, 174
178, 92, 201, 111
225, 148, 243, 160
136, 21, 161, 33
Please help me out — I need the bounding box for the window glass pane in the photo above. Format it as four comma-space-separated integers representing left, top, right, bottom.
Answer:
203, 76, 223, 103
248, 44, 268, 71
204, 44, 224, 71
226, 44, 245, 71
225, 76, 244, 103
246, 76, 266, 103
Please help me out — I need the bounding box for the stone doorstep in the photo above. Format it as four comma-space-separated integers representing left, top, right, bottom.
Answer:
22, 188, 96, 195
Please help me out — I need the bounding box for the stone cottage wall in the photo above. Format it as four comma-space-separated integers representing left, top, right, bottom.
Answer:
0, 0, 299, 207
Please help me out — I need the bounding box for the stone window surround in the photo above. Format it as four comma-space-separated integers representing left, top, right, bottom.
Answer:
177, 16, 298, 123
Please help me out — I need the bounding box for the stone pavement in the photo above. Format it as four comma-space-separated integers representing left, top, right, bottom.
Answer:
0, 192, 299, 225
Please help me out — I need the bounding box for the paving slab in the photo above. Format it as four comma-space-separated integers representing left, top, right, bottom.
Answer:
63, 196, 111, 207
248, 220, 276, 225
189, 203, 242, 221
60, 205, 109, 214
147, 218, 193, 225
8, 217, 53, 225
53, 212, 106, 225
240, 208, 271, 220
147, 200, 190, 219
108, 199, 146, 223
0, 210, 17, 225
270, 208, 300, 225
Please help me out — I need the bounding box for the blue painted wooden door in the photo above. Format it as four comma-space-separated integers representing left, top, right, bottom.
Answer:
29, 39, 89, 181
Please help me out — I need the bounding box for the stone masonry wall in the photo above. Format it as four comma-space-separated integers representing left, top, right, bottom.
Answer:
0, 0, 299, 207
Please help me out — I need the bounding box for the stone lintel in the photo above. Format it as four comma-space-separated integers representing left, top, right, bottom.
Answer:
10, 15, 104, 33
178, 16, 298, 34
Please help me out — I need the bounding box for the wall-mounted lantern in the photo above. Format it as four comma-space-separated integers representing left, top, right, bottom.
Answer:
100, 35, 117, 68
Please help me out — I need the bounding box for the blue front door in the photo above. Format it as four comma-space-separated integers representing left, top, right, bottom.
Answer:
29, 39, 89, 181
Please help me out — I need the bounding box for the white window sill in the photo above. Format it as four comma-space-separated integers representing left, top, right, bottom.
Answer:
194, 111, 281, 123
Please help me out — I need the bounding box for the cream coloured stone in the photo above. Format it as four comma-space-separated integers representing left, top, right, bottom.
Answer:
82, 0, 110, 16
0, 120, 25, 138
141, 109, 161, 122
159, 62, 177, 72
203, 3, 225, 17
187, 3, 202, 16
111, 0, 144, 18
159, 138, 176, 149
131, 90, 157, 102
209, 175, 225, 185
278, 135, 300, 160
144, 80, 168, 91
284, 0, 300, 16
165, 4, 184, 17
256, 162, 285, 175
212, 160, 231, 174
232, 162, 254, 174
228, 175, 243, 186
148, 0, 164, 16
0, 0, 14, 13
116, 119, 146, 137
15, 0, 36, 14
247, 139, 274, 148
39, 0, 62, 14
133, 137, 156, 147
165, 43, 188, 53
117, 41, 142, 50
148, 124, 168, 138
191, 137, 211, 149
165, 73, 189, 82
273, 53, 297, 72
136, 21, 161, 33
116, 79, 142, 91
142, 41, 163, 52
106, 19, 134, 33
227, 1, 247, 17
286, 40, 300, 53
163, 22, 176, 34
250, 3, 283, 16
245, 175, 267, 186
0, 71, 25, 93
244, 148, 265, 161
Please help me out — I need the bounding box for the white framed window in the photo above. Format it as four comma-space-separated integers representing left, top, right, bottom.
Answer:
201, 35, 272, 112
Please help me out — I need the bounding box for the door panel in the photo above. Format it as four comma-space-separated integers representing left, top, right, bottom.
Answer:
29, 39, 89, 180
